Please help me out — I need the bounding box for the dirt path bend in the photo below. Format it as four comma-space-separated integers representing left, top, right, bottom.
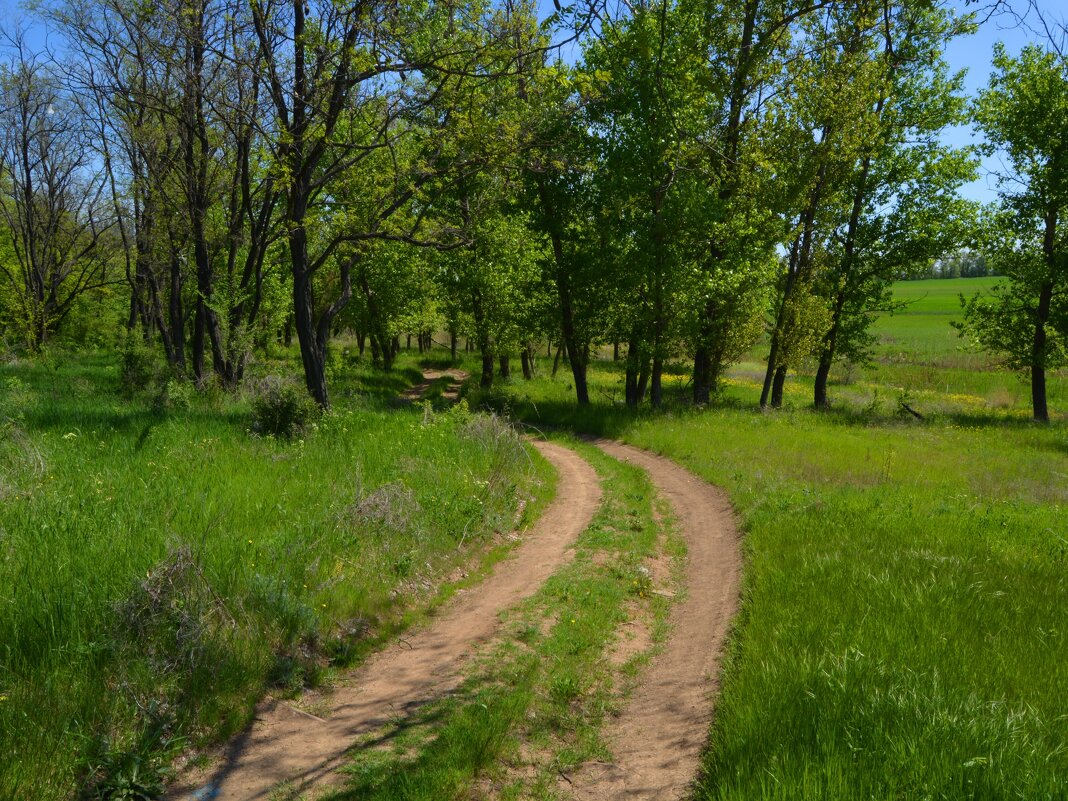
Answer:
399, 368, 469, 404
568, 440, 742, 801
170, 440, 600, 801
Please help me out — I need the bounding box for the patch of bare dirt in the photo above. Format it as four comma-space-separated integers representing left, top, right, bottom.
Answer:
607, 603, 654, 670
399, 368, 469, 404
168, 440, 601, 801
564, 440, 742, 801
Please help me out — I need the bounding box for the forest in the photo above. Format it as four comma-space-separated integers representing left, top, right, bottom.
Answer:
0, 0, 1062, 419
1, 0, 1067, 799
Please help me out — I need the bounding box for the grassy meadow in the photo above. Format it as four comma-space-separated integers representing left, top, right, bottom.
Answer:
476, 278, 1068, 800
2, 276, 1066, 801
0, 349, 548, 800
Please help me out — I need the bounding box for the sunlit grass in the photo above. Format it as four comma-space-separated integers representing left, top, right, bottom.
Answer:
0, 349, 545, 801
482, 356, 1068, 801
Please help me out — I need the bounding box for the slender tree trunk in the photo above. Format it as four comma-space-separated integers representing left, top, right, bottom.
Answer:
771, 366, 787, 408
168, 254, 186, 373
499, 354, 510, 378
625, 328, 643, 408
450, 331, 457, 360
293, 265, 328, 406
552, 343, 563, 377
481, 352, 494, 388
192, 300, 207, 383
521, 348, 533, 380
1033, 209, 1057, 422
636, 358, 651, 404
650, 355, 663, 408
535, 176, 589, 405
814, 356, 833, 410
693, 345, 712, 404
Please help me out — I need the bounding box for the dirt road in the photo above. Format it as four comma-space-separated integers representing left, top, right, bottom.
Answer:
169, 428, 742, 801
169, 440, 600, 801
398, 368, 469, 404
565, 440, 742, 801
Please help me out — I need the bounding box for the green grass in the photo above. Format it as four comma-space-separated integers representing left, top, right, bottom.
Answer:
480, 357, 1068, 801
0, 349, 546, 801
720, 278, 1065, 416
322, 437, 680, 801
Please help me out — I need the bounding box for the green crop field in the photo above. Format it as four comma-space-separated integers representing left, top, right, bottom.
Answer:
721, 278, 1065, 418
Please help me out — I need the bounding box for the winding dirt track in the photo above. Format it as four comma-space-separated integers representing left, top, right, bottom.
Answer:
565, 440, 742, 801
169, 440, 600, 801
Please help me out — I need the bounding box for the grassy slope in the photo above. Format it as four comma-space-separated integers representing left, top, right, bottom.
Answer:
0, 351, 547, 801
479, 280, 1068, 800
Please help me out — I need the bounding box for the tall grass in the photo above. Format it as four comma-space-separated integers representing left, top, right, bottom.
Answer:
0, 351, 542, 800
482, 356, 1068, 800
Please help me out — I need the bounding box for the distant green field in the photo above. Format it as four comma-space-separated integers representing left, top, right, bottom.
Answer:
872, 277, 1001, 364
729, 277, 1066, 417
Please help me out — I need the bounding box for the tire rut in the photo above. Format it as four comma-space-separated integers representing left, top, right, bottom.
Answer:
168, 440, 600, 801
565, 440, 742, 801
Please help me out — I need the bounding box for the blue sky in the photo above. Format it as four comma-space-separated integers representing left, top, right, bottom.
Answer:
0, 0, 1063, 204
943, 0, 1065, 202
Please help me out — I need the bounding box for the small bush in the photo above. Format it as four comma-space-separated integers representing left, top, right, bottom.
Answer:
119, 336, 164, 398
249, 376, 321, 439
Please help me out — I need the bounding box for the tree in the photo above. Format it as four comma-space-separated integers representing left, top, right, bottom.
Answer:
809, 0, 976, 409
0, 37, 117, 350
959, 44, 1068, 422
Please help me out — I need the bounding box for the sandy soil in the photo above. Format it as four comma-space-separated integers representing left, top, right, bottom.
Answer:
564, 440, 742, 801
168, 440, 601, 801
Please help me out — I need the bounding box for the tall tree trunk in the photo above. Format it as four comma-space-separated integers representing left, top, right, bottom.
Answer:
168, 253, 186, 373
813, 289, 847, 410
481, 352, 494, 388
535, 176, 589, 405
498, 354, 510, 378
693, 344, 712, 404
636, 358, 651, 404
650, 355, 663, 408
1033, 209, 1057, 422
625, 327, 644, 408
771, 366, 787, 408
521, 348, 533, 380
293, 263, 328, 406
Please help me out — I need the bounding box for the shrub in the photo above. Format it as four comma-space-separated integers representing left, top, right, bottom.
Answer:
119, 335, 164, 398
249, 376, 321, 439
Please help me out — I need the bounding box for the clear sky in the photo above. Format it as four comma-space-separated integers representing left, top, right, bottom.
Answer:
0, 0, 1063, 205
944, 0, 1066, 202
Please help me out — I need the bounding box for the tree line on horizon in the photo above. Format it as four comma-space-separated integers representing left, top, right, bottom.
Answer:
0, 0, 1065, 420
